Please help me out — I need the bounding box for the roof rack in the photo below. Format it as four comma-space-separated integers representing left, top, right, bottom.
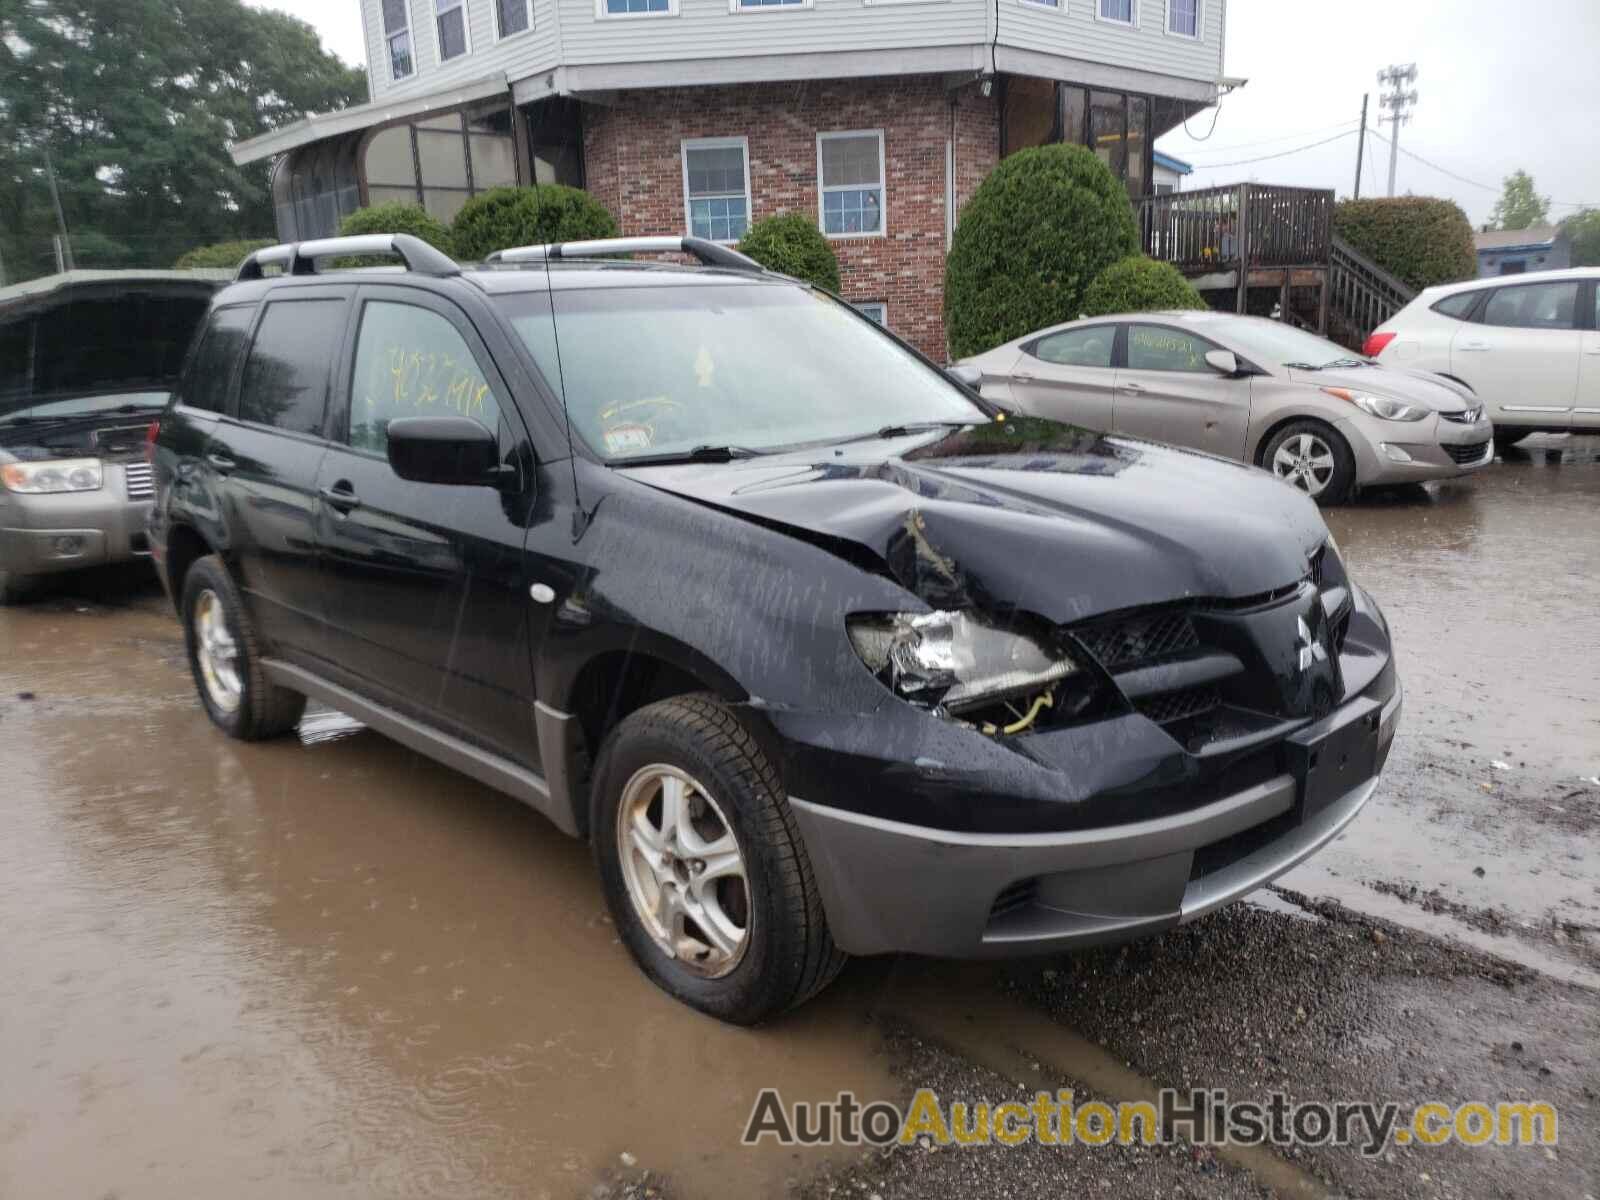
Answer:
235, 233, 460, 281
484, 236, 763, 272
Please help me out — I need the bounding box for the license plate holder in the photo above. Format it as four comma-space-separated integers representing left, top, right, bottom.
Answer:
1287, 699, 1381, 819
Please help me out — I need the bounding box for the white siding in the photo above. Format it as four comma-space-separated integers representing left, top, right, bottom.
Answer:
1000, 0, 1221, 86
360, 0, 1221, 100
365, 0, 563, 100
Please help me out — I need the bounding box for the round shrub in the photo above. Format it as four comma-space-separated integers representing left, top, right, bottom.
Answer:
945, 144, 1140, 359
338, 202, 455, 256
736, 212, 840, 292
450, 186, 618, 261
1332, 198, 1477, 292
1081, 256, 1206, 317
174, 238, 275, 270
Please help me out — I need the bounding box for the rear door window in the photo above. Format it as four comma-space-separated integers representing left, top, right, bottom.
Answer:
1481, 281, 1579, 330
344, 301, 503, 455
1030, 327, 1115, 368
181, 307, 254, 413
237, 299, 347, 436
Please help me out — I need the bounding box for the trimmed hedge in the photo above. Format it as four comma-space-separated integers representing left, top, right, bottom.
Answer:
736, 212, 841, 292
173, 238, 276, 271
945, 144, 1139, 359
450, 186, 618, 261
1332, 198, 1477, 292
1082, 257, 1206, 316
338, 202, 456, 256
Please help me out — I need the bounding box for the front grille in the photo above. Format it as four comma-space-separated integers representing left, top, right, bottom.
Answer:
1309, 544, 1326, 589
1072, 608, 1199, 670
1440, 407, 1483, 424
1135, 685, 1221, 725
123, 461, 154, 500
1445, 440, 1489, 465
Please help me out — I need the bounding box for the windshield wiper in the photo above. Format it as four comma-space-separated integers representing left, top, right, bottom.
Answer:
616, 444, 765, 467
1282, 362, 1323, 371
827, 420, 971, 445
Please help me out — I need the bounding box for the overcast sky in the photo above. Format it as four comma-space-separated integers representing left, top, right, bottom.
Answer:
251, 0, 1600, 228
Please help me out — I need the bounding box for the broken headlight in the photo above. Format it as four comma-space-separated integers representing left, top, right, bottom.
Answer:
847, 610, 1080, 717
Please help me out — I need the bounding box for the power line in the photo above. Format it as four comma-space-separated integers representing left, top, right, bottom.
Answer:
1188, 128, 1358, 171
1178, 120, 1360, 158
1365, 128, 1595, 209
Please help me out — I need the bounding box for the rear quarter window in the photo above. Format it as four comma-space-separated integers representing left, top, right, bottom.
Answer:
237, 299, 346, 436
1430, 292, 1480, 321
180, 306, 254, 414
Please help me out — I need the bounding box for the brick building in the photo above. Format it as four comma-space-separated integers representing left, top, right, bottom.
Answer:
231, 0, 1228, 358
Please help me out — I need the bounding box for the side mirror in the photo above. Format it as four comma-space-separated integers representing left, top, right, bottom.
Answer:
1204, 349, 1241, 377
387, 416, 504, 487
947, 364, 983, 390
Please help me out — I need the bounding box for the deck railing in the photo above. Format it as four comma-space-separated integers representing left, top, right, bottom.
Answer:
1138, 184, 1335, 273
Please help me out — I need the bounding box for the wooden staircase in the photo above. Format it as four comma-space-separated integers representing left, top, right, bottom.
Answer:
1138, 184, 1417, 350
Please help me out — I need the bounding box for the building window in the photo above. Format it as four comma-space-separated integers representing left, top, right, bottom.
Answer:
1167, 0, 1198, 36
854, 302, 887, 325
818, 131, 885, 238
435, 0, 469, 60
382, 0, 413, 81
682, 138, 751, 243
497, 0, 532, 36
732, 0, 812, 9
1097, 0, 1136, 24
601, 0, 675, 16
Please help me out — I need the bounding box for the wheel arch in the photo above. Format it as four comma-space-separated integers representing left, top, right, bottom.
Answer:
164, 521, 215, 615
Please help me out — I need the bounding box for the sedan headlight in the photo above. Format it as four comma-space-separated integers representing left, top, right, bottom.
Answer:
1323, 387, 1428, 422
1, 458, 104, 494
847, 609, 1080, 716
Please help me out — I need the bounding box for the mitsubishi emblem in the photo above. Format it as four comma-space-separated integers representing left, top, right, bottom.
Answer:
1296, 616, 1328, 673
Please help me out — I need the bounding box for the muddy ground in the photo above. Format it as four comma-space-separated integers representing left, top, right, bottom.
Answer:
2, 435, 1596, 1199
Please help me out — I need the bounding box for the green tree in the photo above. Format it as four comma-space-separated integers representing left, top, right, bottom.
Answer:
736, 213, 841, 292
450, 186, 619, 261
1488, 170, 1550, 231
340, 203, 455, 255
1560, 209, 1600, 268
1081, 257, 1206, 317
0, 0, 366, 283
944, 144, 1139, 359
1332, 198, 1478, 291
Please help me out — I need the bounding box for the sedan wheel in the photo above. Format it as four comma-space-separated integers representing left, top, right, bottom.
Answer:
1272, 432, 1338, 498
616, 764, 751, 978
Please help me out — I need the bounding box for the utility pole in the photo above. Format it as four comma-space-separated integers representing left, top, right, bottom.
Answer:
1353, 93, 1369, 199
42, 139, 75, 272
1376, 64, 1418, 198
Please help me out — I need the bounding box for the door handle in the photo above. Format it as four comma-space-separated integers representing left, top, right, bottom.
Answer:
1121, 382, 1147, 393
206, 452, 236, 473
1012, 372, 1037, 383
319, 484, 361, 513
1458, 341, 1491, 352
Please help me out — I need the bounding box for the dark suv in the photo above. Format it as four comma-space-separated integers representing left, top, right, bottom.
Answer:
150, 233, 1401, 1025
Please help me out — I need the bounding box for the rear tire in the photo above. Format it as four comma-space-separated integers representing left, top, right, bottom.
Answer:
1493, 427, 1532, 452
591, 694, 845, 1025
1262, 420, 1356, 505
181, 554, 305, 740
0, 571, 38, 605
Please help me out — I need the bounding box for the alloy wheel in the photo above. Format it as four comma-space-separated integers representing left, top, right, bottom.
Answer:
193, 588, 242, 713
1272, 432, 1337, 497
616, 764, 751, 978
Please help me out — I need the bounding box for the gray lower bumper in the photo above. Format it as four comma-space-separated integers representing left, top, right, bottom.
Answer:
790, 680, 1400, 959
0, 490, 153, 576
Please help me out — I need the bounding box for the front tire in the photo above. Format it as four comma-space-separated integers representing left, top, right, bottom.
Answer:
1263, 420, 1356, 505
591, 695, 845, 1025
181, 554, 305, 740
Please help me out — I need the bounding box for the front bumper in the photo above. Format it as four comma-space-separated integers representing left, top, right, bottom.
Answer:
1340, 414, 1494, 485
0, 477, 153, 577
788, 676, 1400, 959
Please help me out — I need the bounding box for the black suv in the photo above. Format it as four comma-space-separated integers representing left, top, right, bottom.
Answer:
151, 233, 1401, 1025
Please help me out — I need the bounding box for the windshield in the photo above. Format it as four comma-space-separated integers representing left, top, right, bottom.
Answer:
0, 391, 170, 424
1221, 320, 1370, 369
501, 283, 983, 461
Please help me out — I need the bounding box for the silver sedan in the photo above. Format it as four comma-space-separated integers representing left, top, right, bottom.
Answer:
960, 311, 1496, 503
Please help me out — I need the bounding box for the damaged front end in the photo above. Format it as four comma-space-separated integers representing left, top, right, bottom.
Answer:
846, 608, 1113, 737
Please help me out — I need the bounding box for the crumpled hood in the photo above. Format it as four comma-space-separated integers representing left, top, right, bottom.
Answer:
620, 416, 1329, 623
1287, 365, 1473, 412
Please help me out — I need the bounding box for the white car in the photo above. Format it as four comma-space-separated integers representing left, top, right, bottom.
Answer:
1364, 268, 1600, 446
